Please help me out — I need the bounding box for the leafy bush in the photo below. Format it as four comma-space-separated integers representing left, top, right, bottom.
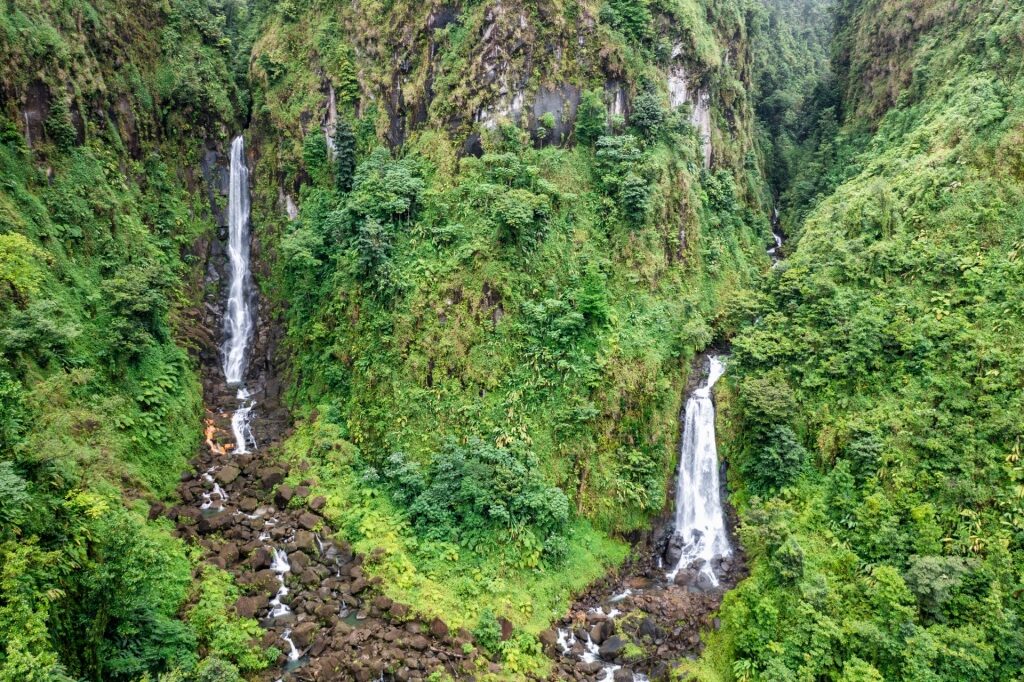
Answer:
574, 89, 607, 146
379, 439, 570, 564
333, 119, 357, 192
629, 90, 665, 140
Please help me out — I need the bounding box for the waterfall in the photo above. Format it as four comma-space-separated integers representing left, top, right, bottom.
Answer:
667, 355, 731, 585
223, 136, 256, 454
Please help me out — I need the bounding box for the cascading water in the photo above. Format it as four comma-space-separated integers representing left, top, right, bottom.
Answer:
666, 355, 731, 586
768, 208, 785, 263
223, 136, 257, 454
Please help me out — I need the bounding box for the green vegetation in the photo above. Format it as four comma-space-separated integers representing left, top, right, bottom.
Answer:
690, 1, 1024, 680
0, 1, 263, 679
5, 0, 1021, 679
246, 0, 770, 670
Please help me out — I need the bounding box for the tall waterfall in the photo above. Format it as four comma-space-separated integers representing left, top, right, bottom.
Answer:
223, 136, 256, 454
667, 355, 731, 585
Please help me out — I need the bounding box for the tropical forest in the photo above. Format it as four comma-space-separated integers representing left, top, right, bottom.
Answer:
0, 0, 1021, 680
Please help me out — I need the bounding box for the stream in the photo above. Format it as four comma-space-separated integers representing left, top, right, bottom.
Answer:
550, 227, 784, 680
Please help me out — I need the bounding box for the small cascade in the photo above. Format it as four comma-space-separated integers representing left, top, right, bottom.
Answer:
555, 607, 645, 682
281, 628, 301, 663
269, 548, 292, 618
667, 355, 731, 586
223, 135, 257, 454
231, 387, 256, 454
200, 468, 227, 511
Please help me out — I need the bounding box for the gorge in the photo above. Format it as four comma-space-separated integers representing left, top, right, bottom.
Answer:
2, 1, 1023, 681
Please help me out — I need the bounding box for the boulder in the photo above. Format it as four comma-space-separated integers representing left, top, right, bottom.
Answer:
291, 621, 318, 649
288, 550, 311, 572
599, 635, 627, 658
275, 484, 294, 508
310, 495, 327, 511
215, 465, 240, 484
234, 596, 263, 619
238, 497, 258, 513
499, 616, 513, 641
297, 511, 321, 530
638, 617, 658, 639
250, 547, 272, 570
429, 617, 449, 638
292, 530, 315, 551
259, 467, 285, 489
198, 511, 232, 534
538, 628, 558, 647
614, 668, 635, 682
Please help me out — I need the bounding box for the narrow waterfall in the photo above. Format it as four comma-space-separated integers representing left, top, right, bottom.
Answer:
667, 355, 731, 586
223, 136, 256, 454
768, 208, 785, 263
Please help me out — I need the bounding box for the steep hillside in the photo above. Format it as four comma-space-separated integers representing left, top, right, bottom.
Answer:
698, 1, 1024, 680
0, 2, 270, 680
242, 0, 774, 647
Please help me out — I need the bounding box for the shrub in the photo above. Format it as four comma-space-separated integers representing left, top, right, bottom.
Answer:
629, 90, 665, 140
574, 89, 607, 146
380, 439, 571, 563
333, 120, 357, 192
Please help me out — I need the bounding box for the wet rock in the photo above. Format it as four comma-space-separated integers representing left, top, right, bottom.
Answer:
215, 465, 240, 484
291, 621, 318, 649
297, 511, 320, 530
275, 484, 294, 507
599, 635, 626, 658
589, 623, 606, 645
614, 668, 635, 681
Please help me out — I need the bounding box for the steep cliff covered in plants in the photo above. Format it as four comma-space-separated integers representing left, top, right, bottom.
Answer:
704, 1, 1024, 680
244, 0, 773, 654
0, 2, 272, 680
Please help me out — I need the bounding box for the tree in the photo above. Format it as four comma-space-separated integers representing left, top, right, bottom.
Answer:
630, 90, 665, 140
333, 120, 356, 192
574, 89, 607, 146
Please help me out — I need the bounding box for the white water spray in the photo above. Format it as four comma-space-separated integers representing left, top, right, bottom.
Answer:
269, 548, 292, 619
667, 355, 731, 585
